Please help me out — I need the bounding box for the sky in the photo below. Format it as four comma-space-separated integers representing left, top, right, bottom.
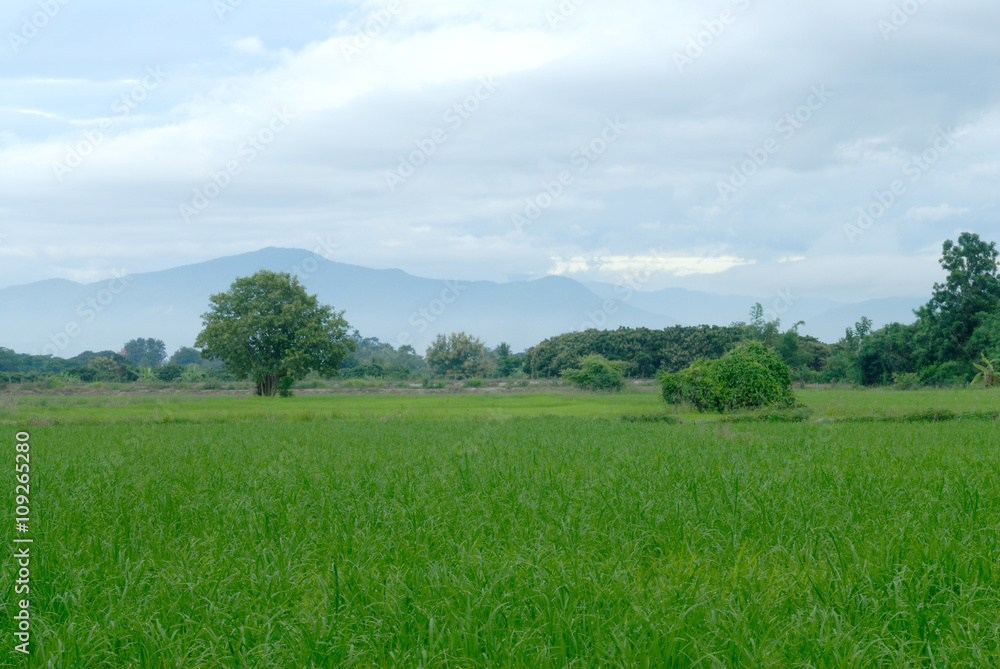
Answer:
1, 0, 998, 303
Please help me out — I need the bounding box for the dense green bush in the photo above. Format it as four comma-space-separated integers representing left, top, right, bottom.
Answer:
918, 361, 970, 387
561, 355, 627, 392
155, 364, 184, 382
277, 376, 295, 397
660, 342, 796, 412
67, 367, 98, 383
892, 372, 922, 390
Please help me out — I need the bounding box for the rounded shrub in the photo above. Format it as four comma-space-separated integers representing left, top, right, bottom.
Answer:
714, 341, 795, 410
660, 341, 796, 412
562, 354, 627, 392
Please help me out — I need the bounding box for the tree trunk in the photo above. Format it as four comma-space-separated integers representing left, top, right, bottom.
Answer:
254, 375, 278, 396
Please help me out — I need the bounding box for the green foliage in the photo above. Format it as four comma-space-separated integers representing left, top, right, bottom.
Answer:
78, 354, 139, 383
660, 357, 723, 411
747, 302, 783, 347
822, 317, 874, 385
0, 348, 121, 377
891, 372, 922, 390
527, 321, 828, 383
155, 364, 184, 382
464, 377, 484, 388
494, 342, 521, 378
425, 332, 488, 379
718, 406, 814, 423
168, 347, 200, 366
181, 364, 206, 383
339, 332, 427, 379
195, 271, 354, 396
855, 321, 919, 386
661, 341, 796, 412
618, 412, 679, 424
65, 366, 97, 383
526, 325, 753, 378
277, 375, 295, 397
43, 377, 65, 390
971, 353, 1000, 388
561, 354, 627, 392
916, 232, 1000, 361
896, 408, 958, 422
121, 337, 167, 367
919, 361, 971, 387
826, 235, 1000, 387
168, 346, 224, 370
967, 311, 1000, 363
716, 341, 795, 409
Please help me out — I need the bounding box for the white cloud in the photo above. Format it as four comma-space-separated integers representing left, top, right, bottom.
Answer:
549, 254, 755, 279
0, 0, 998, 306
548, 256, 591, 275
7, 108, 64, 120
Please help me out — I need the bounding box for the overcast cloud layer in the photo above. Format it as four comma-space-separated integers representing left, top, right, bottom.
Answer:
1, 0, 998, 302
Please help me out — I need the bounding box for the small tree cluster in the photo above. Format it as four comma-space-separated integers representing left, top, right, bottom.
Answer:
660, 341, 796, 412
121, 338, 167, 367
340, 332, 428, 379
562, 354, 627, 392
70, 354, 139, 383
425, 332, 488, 379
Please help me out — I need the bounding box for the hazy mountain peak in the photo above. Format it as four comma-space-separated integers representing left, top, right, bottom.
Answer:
0, 248, 919, 358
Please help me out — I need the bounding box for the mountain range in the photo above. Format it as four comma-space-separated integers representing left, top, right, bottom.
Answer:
0, 247, 924, 358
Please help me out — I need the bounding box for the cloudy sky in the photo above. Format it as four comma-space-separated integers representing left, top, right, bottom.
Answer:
1, 0, 998, 302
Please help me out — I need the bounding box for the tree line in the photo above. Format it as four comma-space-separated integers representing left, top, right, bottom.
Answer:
0, 342, 224, 384
2, 232, 998, 393
528, 233, 1000, 388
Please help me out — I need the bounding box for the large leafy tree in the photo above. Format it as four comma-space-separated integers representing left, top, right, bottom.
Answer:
195, 271, 354, 396
916, 232, 1000, 362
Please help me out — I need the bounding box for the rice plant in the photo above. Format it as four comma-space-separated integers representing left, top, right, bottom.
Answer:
3, 412, 999, 667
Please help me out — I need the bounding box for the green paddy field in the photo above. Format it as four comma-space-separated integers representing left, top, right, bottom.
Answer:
2, 387, 1000, 667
